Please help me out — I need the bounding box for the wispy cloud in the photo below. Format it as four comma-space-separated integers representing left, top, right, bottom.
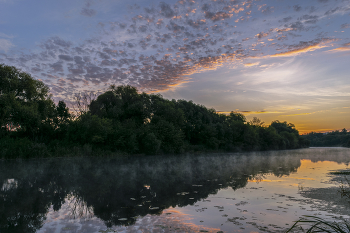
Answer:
0, 38, 14, 52
329, 46, 350, 52
1, 0, 350, 109
0, 32, 14, 39
271, 39, 332, 57
279, 112, 314, 117
216, 110, 283, 115
244, 62, 260, 67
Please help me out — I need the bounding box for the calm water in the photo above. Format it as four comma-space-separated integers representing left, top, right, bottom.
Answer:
1, 148, 350, 233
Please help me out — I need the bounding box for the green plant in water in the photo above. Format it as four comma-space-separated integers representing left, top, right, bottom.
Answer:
286, 215, 350, 233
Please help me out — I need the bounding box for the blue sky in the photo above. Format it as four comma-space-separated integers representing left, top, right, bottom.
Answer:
1, 0, 350, 133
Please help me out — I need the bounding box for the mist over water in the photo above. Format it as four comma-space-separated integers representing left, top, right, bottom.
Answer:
1, 148, 350, 232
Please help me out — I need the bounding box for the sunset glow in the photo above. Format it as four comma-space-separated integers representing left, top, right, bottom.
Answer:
1, 0, 349, 133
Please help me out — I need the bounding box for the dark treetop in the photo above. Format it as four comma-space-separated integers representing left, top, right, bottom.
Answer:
0, 64, 309, 158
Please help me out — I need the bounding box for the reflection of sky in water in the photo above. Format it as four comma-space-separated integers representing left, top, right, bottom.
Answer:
172, 159, 350, 232
35, 149, 350, 233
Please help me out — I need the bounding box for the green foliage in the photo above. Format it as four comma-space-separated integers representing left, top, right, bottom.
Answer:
150, 118, 184, 153
0, 64, 56, 140
0, 136, 50, 158
67, 113, 113, 146
0, 64, 309, 158
140, 132, 161, 155
302, 129, 350, 147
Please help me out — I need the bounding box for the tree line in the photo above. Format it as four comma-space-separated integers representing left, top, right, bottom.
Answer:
0, 64, 309, 158
302, 129, 350, 147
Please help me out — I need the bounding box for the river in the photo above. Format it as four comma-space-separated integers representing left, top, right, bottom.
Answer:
1, 147, 350, 233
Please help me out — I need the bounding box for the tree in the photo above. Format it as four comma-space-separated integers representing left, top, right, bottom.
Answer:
0, 64, 55, 139
270, 120, 298, 135
249, 117, 264, 127
227, 111, 246, 123
90, 85, 151, 126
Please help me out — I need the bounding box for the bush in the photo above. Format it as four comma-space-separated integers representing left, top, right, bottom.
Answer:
141, 133, 161, 155
0, 137, 49, 159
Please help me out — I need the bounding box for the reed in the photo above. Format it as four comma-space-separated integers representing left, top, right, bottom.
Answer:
286, 215, 350, 233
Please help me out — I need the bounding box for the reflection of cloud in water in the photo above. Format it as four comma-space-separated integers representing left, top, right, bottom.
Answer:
40, 207, 221, 233
2, 148, 350, 232
115, 209, 221, 233
292, 177, 315, 180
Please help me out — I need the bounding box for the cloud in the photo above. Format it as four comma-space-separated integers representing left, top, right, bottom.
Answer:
293, 5, 302, 12
0, 32, 15, 52
298, 14, 319, 24
0, 38, 14, 52
244, 62, 259, 67
329, 47, 350, 52
80, 1, 97, 17
159, 2, 175, 18
280, 16, 292, 23
41, 36, 72, 50
216, 110, 283, 116
204, 11, 233, 22
260, 6, 274, 14
58, 55, 74, 61
255, 31, 270, 39
324, 7, 339, 16
325, 42, 350, 52
81, 7, 96, 17
271, 39, 332, 57
50, 61, 64, 72
279, 112, 314, 117
0, 32, 14, 39
341, 23, 350, 29
2, 0, 350, 101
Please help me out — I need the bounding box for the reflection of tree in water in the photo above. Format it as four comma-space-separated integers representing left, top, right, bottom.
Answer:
66, 194, 94, 219
1, 149, 344, 231
0, 160, 69, 233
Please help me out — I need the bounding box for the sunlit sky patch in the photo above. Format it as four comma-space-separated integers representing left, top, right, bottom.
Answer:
1, 0, 349, 133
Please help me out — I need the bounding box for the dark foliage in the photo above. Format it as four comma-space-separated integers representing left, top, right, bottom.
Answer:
0, 65, 309, 158
302, 129, 350, 147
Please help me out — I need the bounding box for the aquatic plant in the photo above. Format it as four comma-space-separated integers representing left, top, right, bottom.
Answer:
286, 215, 350, 233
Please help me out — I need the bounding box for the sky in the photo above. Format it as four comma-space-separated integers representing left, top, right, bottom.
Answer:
0, 0, 349, 133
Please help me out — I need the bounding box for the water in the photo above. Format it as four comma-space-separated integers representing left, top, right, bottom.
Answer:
1, 148, 350, 233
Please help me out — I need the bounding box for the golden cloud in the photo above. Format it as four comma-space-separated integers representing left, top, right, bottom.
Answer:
329, 47, 350, 52
244, 62, 260, 67
271, 42, 329, 57
275, 27, 295, 33
279, 112, 313, 117
216, 110, 283, 115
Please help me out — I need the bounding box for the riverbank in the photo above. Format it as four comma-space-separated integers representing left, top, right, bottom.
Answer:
1, 65, 309, 159
0, 135, 312, 159
0, 137, 129, 159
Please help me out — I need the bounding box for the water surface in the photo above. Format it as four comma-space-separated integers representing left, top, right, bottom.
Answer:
1, 148, 350, 233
